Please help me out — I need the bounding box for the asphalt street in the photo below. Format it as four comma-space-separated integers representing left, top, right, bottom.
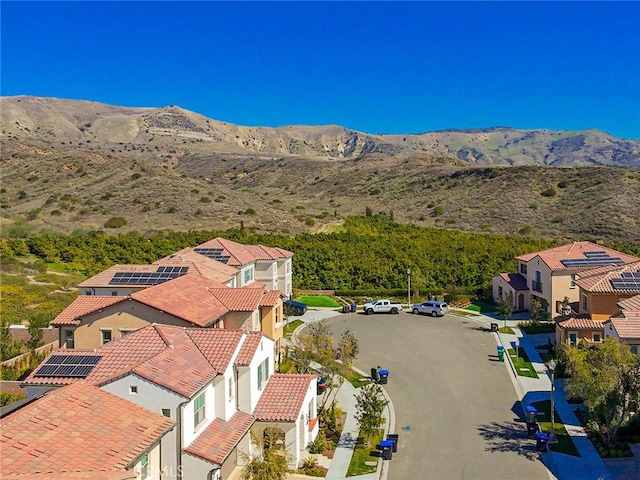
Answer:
324, 312, 549, 480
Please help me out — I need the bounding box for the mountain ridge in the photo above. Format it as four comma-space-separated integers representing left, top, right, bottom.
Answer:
2, 96, 639, 168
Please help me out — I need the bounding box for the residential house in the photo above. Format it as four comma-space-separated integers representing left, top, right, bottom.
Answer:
493, 241, 639, 314
164, 237, 294, 297
21, 324, 317, 479
555, 261, 640, 347
1, 381, 174, 480
51, 273, 284, 360
604, 295, 640, 354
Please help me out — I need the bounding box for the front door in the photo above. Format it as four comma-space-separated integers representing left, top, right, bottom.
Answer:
569, 332, 577, 347
518, 294, 524, 311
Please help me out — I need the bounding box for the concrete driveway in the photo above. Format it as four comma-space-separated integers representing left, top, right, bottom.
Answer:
324, 312, 550, 480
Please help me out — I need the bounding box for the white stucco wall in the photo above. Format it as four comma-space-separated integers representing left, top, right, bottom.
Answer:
101, 374, 183, 473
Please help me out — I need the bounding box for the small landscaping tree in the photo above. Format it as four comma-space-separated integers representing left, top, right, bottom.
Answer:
336, 328, 359, 368
354, 383, 389, 447
240, 429, 292, 480
564, 339, 640, 448
496, 291, 514, 329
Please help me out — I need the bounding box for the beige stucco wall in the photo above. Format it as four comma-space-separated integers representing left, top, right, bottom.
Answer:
551, 272, 579, 314
131, 442, 162, 480
556, 325, 604, 347
67, 301, 195, 349
223, 311, 255, 330
583, 292, 633, 320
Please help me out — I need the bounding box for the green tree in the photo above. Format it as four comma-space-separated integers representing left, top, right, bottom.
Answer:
354, 383, 389, 447
564, 339, 640, 448
240, 429, 292, 480
496, 291, 514, 329
336, 328, 359, 368
530, 297, 549, 324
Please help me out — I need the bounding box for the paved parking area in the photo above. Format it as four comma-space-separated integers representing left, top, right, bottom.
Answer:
325, 312, 550, 480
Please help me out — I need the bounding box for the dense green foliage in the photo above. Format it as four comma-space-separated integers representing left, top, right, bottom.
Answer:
1, 216, 638, 296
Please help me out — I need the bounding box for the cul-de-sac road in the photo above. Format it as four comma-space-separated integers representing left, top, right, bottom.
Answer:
324, 312, 550, 480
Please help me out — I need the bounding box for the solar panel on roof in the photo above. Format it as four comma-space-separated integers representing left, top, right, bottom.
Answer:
34, 354, 103, 378
108, 265, 188, 286
194, 247, 231, 263
611, 278, 640, 290
561, 257, 626, 268
584, 251, 609, 258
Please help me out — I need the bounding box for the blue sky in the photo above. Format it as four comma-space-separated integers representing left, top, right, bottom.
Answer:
2, 1, 639, 139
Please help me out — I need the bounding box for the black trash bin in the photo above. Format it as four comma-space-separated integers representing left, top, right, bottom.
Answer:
490, 323, 499, 332
535, 432, 549, 452
371, 367, 380, 383
386, 433, 399, 453
377, 440, 394, 460
379, 369, 389, 384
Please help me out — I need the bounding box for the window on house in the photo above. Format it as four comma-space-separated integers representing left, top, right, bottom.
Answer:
111, 291, 118, 296
85, 291, 92, 295
140, 453, 149, 479
101, 329, 112, 345
631, 345, 638, 354
582, 294, 588, 312
193, 392, 205, 428
593, 334, 601, 342
498, 286, 503, 298
228, 377, 233, 400
570, 274, 576, 288
130, 385, 138, 395
244, 269, 253, 284
257, 358, 270, 390
520, 263, 527, 275
162, 409, 171, 418
569, 332, 577, 347
64, 329, 74, 348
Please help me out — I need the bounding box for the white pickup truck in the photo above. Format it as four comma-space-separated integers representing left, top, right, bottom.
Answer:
362, 299, 403, 315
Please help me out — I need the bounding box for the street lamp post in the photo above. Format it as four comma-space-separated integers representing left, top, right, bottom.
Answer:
548, 359, 558, 444
407, 268, 411, 310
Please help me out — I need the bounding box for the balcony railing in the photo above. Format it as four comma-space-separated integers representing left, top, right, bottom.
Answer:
532, 281, 543, 292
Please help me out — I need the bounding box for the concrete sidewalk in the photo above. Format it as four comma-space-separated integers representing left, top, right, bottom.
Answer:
468, 310, 614, 480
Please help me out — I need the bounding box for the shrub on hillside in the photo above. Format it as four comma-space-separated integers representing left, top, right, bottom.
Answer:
104, 217, 127, 229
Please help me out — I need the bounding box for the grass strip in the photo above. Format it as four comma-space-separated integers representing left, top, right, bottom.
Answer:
283, 319, 303, 338
531, 400, 580, 457
346, 429, 384, 476
297, 295, 340, 307
507, 347, 539, 378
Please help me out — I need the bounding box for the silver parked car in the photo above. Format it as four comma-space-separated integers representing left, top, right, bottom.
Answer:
412, 301, 449, 317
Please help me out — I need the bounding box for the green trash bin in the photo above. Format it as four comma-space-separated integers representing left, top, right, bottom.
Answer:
497, 345, 505, 362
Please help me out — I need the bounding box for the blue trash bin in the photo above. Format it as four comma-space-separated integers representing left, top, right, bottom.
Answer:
535, 432, 549, 452
525, 405, 538, 424
377, 439, 394, 460
379, 369, 389, 384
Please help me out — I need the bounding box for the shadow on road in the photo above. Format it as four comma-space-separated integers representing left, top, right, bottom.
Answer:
476, 420, 540, 461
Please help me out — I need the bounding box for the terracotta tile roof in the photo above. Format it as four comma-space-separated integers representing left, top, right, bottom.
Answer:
195, 238, 293, 266
606, 318, 640, 340
154, 250, 238, 284
24, 326, 248, 398
516, 242, 639, 271
575, 261, 640, 293
260, 290, 284, 307
245, 281, 266, 289
556, 314, 605, 330
51, 295, 127, 326
206, 287, 265, 312
499, 273, 528, 291
618, 294, 640, 313
184, 411, 254, 465
186, 329, 245, 372
253, 374, 315, 422
132, 327, 217, 398
235, 332, 263, 366
2, 471, 136, 480
0, 381, 174, 477
131, 273, 229, 326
